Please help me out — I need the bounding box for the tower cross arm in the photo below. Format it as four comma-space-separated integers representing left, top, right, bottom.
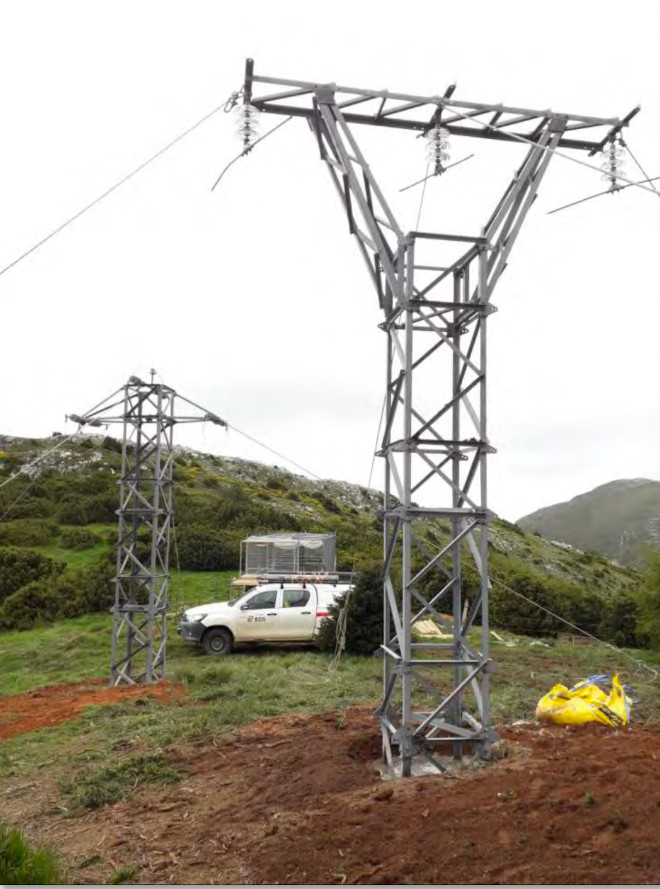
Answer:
243, 59, 628, 151
68, 380, 229, 429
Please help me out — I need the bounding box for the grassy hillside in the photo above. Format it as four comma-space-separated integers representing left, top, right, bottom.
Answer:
518, 478, 660, 569
0, 434, 645, 644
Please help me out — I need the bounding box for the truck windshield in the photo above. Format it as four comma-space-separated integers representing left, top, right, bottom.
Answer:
228, 589, 256, 606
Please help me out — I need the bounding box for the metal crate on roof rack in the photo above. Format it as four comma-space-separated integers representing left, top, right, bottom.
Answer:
240, 532, 336, 576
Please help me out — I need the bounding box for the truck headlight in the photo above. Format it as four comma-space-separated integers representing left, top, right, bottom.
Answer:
184, 613, 207, 623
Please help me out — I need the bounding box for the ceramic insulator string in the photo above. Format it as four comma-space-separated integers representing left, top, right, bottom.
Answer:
601, 138, 626, 189
234, 103, 261, 150
424, 125, 450, 173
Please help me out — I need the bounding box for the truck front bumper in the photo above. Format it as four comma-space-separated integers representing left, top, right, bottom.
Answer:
177, 620, 206, 644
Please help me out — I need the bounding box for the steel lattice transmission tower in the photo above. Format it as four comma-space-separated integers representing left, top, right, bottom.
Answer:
240, 59, 633, 774
71, 374, 226, 685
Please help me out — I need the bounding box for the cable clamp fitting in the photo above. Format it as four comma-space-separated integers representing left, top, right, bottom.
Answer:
224, 88, 244, 113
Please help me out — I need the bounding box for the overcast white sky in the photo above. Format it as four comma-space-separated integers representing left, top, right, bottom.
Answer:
1, 0, 659, 521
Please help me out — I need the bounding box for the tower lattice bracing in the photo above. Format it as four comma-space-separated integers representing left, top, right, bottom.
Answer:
111, 379, 175, 685
242, 60, 630, 774
71, 375, 226, 685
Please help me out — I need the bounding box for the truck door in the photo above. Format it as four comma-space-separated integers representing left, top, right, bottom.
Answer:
236, 588, 279, 640
278, 588, 316, 641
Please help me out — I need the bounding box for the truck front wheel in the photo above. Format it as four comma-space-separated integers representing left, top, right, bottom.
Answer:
203, 627, 234, 656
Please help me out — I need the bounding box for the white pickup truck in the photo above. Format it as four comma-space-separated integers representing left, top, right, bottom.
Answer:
177, 582, 350, 656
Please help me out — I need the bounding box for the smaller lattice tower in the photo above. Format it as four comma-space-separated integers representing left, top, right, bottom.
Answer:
71, 373, 226, 685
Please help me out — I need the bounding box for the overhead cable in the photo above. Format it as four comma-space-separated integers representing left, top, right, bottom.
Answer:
0, 102, 227, 279
492, 576, 659, 681
624, 142, 660, 196
415, 162, 430, 231
227, 422, 324, 481
547, 175, 660, 215
0, 433, 76, 492
400, 154, 475, 193
106, 371, 324, 483
210, 116, 293, 191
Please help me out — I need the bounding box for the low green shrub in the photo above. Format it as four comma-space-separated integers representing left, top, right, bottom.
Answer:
0, 551, 114, 632
56, 498, 88, 525
0, 581, 71, 632
495, 518, 527, 538
317, 562, 383, 656
0, 519, 58, 547
315, 492, 341, 514
176, 525, 238, 571
109, 865, 139, 884
0, 821, 64, 884
60, 527, 99, 550
101, 435, 123, 454
0, 547, 64, 603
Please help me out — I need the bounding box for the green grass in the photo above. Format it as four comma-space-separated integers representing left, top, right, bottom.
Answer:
169, 569, 236, 613
0, 571, 236, 695
0, 821, 64, 884
0, 613, 110, 694
35, 538, 108, 569
59, 751, 181, 812
33, 522, 114, 569
108, 865, 139, 884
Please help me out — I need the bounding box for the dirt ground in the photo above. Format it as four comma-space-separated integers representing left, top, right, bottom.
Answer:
0, 680, 181, 739
3, 687, 660, 884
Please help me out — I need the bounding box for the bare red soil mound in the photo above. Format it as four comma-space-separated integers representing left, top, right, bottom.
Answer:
10, 705, 660, 884
0, 679, 181, 738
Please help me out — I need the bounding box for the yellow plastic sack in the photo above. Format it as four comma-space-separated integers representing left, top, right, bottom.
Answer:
535, 673, 632, 727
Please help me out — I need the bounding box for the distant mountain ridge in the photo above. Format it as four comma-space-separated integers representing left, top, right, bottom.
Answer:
518, 478, 660, 568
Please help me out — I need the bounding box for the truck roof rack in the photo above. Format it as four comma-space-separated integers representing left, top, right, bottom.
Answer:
255, 572, 353, 585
